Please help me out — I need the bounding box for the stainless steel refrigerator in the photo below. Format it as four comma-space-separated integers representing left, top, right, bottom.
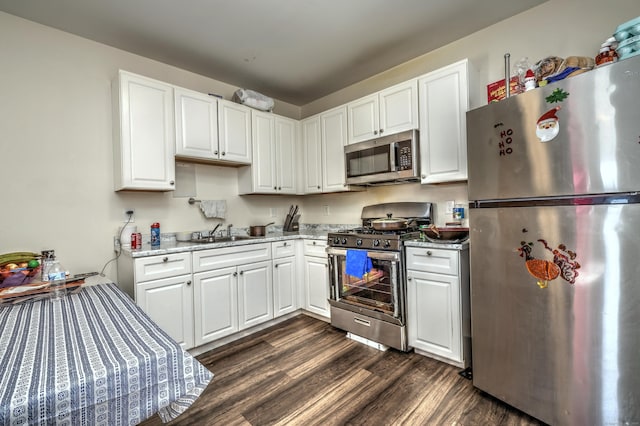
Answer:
466, 55, 640, 425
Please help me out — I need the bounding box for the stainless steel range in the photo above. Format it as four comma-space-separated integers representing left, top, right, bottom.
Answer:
326, 202, 432, 351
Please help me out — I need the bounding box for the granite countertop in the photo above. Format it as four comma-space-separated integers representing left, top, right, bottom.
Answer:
404, 238, 469, 250
122, 227, 340, 258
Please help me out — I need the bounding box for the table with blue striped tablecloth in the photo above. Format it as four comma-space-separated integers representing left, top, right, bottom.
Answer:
0, 282, 213, 425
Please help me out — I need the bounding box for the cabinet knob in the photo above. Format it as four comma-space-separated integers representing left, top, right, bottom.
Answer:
274, 186, 277, 190
283, 242, 287, 246
214, 150, 219, 155
233, 271, 238, 277
379, 129, 384, 134
421, 174, 426, 179
169, 181, 175, 186
278, 186, 282, 190
186, 280, 191, 285
222, 151, 226, 156
162, 257, 168, 262
373, 130, 378, 135
407, 277, 412, 281
426, 251, 432, 256
274, 264, 279, 268
312, 241, 316, 245
317, 185, 321, 189
239, 270, 244, 275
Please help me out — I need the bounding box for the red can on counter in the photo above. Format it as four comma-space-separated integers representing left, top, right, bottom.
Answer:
131, 232, 142, 249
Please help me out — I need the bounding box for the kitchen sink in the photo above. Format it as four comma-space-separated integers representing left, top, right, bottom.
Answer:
189, 235, 256, 244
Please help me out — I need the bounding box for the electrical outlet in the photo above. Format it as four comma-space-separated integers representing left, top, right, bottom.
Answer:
123, 209, 135, 223
113, 236, 121, 250
445, 201, 455, 214
323, 205, 330, 216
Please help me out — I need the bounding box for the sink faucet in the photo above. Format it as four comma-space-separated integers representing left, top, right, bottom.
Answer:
208, 223, 222, 237
227, 223, 233, 237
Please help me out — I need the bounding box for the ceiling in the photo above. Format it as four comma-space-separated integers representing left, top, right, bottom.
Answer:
0, 0, 546, 105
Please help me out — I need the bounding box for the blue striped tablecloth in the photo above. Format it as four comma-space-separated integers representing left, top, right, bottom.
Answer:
0, 283, 213, 425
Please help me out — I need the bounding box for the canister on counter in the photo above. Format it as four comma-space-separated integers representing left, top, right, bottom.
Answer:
453, 204, 465, 221
151, 223, 160, 246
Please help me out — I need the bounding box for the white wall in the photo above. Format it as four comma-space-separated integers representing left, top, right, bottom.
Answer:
1, 0, 638, 281
0, 12, 301, 281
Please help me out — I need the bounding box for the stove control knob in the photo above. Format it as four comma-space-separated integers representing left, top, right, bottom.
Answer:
373, 239, 380, 247
333, 237, 340, 244
341, 238, 347, 245
383, 240, 391, 248
356, 239, 363, 246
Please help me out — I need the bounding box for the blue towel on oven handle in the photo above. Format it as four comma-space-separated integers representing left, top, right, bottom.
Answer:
345, 249, 373, 279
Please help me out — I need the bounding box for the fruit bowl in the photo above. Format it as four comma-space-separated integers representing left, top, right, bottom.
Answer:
420, 226, 469, 243
0, 252, 42, 288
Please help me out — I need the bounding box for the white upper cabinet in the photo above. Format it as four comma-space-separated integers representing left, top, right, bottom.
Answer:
218, 99, 252, 164
275, 115, 297, 193
238, 110, 297, 194
347, 80, 418, 144
174, 87, 218, 160
320, 106, 350, 192
418, 59, 469, 184
113, 70, 176, 191
301, 115, 323, 194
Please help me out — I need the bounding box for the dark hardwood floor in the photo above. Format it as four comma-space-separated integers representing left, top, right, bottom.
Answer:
140, 315, 545, 425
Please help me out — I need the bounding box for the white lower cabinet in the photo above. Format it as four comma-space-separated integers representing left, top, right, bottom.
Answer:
193, 266, 238, 345
121, 238, 329, 350
406, 245, 470, 368
272, 241, 299, 317
302, 239, 330, 319
237, 260, 273, 329
131, 253, 194, 349
192, 243, 272, 346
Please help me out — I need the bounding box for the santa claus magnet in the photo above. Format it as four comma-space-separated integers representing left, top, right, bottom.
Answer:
536, 106, 561, 142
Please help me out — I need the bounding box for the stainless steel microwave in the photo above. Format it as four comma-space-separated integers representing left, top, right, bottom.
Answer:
345, 129, 420, 185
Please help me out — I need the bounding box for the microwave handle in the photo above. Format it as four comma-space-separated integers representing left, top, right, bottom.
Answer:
390, 142, 397, 170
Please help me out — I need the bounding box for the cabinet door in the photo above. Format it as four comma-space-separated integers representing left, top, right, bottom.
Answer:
136, 275, 194, 349
320, 106, 348, 192
273, 256, 298, 317
347, 93, 379, 144
379, 80, 418, 137
238, 260, 273, 329
193, 267, 238, 345
251, 110, 277, 193
301, 115, 323, 193
418, 59, 469, 184
304, 255, 330, 318
218, 99, 252, 164
275, 116, 297, 194
174, 87, 218, 160
114, 71, 175, 191
407, 269, 461, 362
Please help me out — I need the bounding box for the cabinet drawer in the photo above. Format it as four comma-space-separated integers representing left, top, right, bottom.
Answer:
405, 247, 458, 276
135, 253, 192, 282
193, 243, 271, 273
272, 240, 296, 259
303, 239, 327, 257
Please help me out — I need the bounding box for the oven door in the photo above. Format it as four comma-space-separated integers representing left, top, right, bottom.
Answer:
327, 247, 405, 325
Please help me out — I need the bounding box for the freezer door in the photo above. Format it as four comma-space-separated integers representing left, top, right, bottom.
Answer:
470, 203, 640, 425
467, 55, 640, 201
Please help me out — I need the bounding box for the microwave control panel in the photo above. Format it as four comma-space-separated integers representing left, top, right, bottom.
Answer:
396, 140, 413, 170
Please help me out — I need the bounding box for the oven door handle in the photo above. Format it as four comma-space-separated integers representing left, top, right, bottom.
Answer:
326, 247, 400, 262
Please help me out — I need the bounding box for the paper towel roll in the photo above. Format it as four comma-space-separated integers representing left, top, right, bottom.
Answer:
120, 224, 137, 247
